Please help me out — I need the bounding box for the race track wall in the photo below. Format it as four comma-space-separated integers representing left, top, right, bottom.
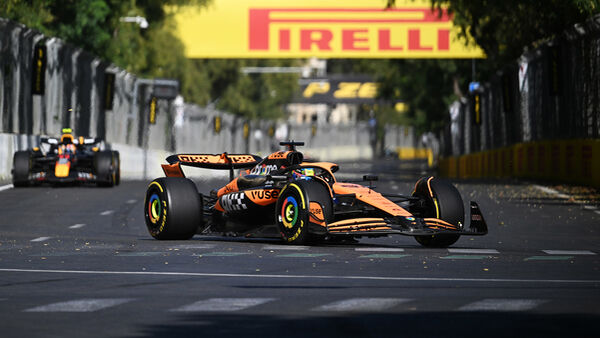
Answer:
0, 18, 419, 182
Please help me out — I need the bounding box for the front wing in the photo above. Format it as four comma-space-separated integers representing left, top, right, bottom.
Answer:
325, 202, 488, 237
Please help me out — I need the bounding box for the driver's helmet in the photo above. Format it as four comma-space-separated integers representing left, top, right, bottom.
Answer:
300, 168, 315, 176
58, 128, 76, 155
291, 167, 315, 179
60, 127, 74, 144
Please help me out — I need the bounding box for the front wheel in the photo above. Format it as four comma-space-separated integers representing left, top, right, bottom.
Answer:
12, 151, 32, 187
411, 177, 464, 248
144, 177, 203, 240
276, 180, 332, 245
94, 151, 115, 187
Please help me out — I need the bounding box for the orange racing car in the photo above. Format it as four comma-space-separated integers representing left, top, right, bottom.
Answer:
144, 141, 487, 247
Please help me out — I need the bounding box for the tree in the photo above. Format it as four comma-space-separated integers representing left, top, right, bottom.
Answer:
192, 59, 300, 119
0, 0, 299, 120
377, 0, 599, 132
418, 0, 598, 67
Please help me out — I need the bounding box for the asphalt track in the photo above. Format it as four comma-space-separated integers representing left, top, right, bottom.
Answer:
0, 159, 598, 337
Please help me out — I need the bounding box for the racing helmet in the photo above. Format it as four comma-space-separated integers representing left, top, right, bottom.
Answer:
60, 127, 74, 144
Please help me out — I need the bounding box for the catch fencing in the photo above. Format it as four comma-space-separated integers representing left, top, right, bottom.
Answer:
438, 14, 600, 187
0, 18, 419, 180
441, 14, 600, 156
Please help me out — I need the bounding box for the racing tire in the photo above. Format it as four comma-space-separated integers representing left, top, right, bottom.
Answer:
12, 151, 32, 187
111, 151, 121, 185
144, 177, 203, 240
276, 179, 332, 245
94, 151, 114, 187
412, 177, 464, 248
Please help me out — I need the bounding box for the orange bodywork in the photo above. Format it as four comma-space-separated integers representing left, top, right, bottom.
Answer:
300, 162, 338, 174
332, 182, 412, 217
177, 153, 257, 165
55, 161, 71, 178
245, 189, 280, 206
327, 217, 391, 232
309, 201, 326, 227
267, 151, 292, 160
214, 199, 224, 212
162, 162, 185, 177
217, 178, 239, 198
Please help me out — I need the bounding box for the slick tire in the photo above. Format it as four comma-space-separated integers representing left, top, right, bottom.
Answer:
144, 177, 203, 240
12, 151, 32, 187
94, 151, 114, 187
412, 177, 464, 248
276, 179, 332, 245
111, 151, 121, 185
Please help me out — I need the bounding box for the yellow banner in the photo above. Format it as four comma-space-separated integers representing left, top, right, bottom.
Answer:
173, 0, 485, 58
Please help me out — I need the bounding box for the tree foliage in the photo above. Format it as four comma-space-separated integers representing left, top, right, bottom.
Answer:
377, 0, 600, 132
0, 0, 297, 120
387, 0, 600, 66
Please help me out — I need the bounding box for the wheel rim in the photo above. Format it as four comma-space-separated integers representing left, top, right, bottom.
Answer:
148, 194, 162, 224
281, 196, 299, 229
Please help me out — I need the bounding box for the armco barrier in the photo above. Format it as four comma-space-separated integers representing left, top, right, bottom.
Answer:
396, 147, 434, 167
438, 139, 600, 187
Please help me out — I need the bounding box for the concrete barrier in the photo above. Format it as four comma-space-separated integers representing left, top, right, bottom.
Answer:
0, 132, 377, 182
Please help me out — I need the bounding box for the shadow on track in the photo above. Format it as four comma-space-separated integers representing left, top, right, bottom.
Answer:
136, 312, 598, 338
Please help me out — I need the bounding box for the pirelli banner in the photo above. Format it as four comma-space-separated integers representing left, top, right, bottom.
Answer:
173, 0, 485, 59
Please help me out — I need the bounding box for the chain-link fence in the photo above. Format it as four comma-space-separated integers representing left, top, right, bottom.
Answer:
441, 14, 600, 157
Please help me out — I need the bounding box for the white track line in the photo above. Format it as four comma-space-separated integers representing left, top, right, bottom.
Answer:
68, 224, 86, 229
30, 237, 51, 242
24, 298, 132, 312
126, 199, 137, 204
458, 299, 546, 312
170, 298, 275, 312
262, 245, 310, 250
313, 298, 411, 312
169, 244, 216, 250
355, 248, 405, 252
100, 210, 114, 216
0, 184, 14, 192
0, 268, 598, 284
542, 250, 596, 255
448, 248, 499, 254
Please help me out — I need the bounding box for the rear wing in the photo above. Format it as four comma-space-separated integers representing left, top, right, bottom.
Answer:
163, 153, 262, 179
40, 136, 100, 145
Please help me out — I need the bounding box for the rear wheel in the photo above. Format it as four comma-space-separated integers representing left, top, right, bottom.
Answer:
12, 151, 32, 187
94, 151, 114, 187
276, 180, 332, 245
144, 177, 203, 240
111, 151, 121, 185
412, 177, 464, 248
